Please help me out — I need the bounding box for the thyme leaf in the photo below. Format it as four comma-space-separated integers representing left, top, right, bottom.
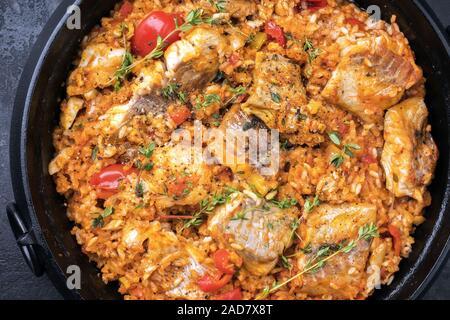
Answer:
92, 206, 114, 228
304, 195, 320, 214
208, 0, 227, 12
270, 198, 298, 209
328, 131, 341, 146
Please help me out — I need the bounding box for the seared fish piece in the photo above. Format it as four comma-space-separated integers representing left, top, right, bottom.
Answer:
206, 105, 279, 195
208, 191, 298, 276
322, 34, 422, 123
142, 139, 214, 210
67, 43, 126, 96
126, 221, 208, 299
297, 203, 377, 299
97, 61, 168, 134
242, 52, 307, 128
381, 97, 438, 202
242, 52, 325, 146
165, 26, 227, 92
207, 105, 268, 171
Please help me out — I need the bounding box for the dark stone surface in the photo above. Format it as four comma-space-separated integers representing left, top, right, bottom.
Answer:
0, 0, 449, 300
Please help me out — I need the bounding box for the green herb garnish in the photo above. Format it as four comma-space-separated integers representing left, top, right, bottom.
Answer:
230, 211, 249, 221
343, 143, 361, 157
256, 223, 379, 299
114, 51, 134, 91
281, 255, 292, 270
91, 146, 99, 161
271, 92, 281, 103
303, 38, 321, 64
135, 181, 144, 198
195, 93, 221, 110
270, 198, 298, 209
229, 86, 247, 96
208, 0, 227, 12
328, 131, 341, 146
304, 195, 320, 214
330, 153, 344, 168
139, 142, 155, 158
162, 83, 187, 103
181, 187, 238, 231
92, 206, 114, 228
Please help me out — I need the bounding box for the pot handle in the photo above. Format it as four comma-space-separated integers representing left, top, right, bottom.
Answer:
6, 202, 45, 277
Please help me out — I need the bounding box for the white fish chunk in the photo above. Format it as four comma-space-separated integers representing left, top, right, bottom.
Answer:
297, 203, 377, 299
381, 97, 438, 201
322, 34, 422, 123
165, 26, 226, 91
67, 43, 125, 95
208, 191, 297, 275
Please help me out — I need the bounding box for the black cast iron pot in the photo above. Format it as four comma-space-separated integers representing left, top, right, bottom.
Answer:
7, 0, 450, 300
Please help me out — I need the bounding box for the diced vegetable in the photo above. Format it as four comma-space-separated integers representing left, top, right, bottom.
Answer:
167, 177, 189, 197
214, 249, 234, 274
119, 1, 133, 18
211, 288, 242, 300
301, 0, 328, 12
169, 105, 191, 126
197, 273, 233, 292
264, 21, 286, 48
90, 164, 138, 199
249, 32, 267, 50
361, 154, 377, 164
388, 224, 402, 256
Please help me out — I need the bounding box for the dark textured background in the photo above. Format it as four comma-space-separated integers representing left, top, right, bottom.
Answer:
0, 0, 449, 300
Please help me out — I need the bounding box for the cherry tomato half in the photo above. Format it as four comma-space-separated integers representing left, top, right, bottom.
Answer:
211, 288, 242, 300
132, 11, 184, 57
213, 249, 234, 275
264, 21, 286, 48
197, 273, 233, 292
90, 164, 138, 199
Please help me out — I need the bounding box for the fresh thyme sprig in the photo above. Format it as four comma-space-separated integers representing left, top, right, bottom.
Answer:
195, 93, 221, 110
289, 217, 301, 240
255, 223, 379, 299
270, 197, 298, 209
92, 206, 114, 228
91, 145, 99, 161
327, 131, 361, 168
111, 9, 213, 89
208, 0, 227, 12
180, 187, 238, 231
113, 23, 134, 91
304, 194, 320, 214
162, 83, 187, 103
230, 210, 249, 221
222, 85, 248, 106
133, 142, 156, 198
280, 254, 292, 270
